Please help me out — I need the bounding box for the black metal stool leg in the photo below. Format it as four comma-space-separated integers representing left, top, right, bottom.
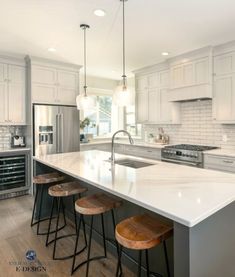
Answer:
116, 245, 123, 277
111, 209, 123, 275
45, 197, 55, 246
36, 185, 44, 235
62, 197, 67, 226
53, 197, 61, 260
31, 184, 38, 226
81, 214, 87, 246
163, 241, 170, 277
138, 250, 142, 277
101, 214, 107, 258
145, 250, 150, 277
86, 215, 94, 277
73, 195, 78, 235
71, 215, 82, 275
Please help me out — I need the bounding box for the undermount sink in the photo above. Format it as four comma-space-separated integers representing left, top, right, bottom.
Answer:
114, 158, 154, 169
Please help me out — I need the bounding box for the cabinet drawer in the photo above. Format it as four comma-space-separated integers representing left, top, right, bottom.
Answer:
123, 145, 161, 160
204, 155, 235, 173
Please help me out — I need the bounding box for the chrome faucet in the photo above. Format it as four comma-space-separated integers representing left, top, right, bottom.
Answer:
110, 130, 134, 164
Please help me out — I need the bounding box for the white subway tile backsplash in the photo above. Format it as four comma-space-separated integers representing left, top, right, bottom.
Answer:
0, 126, 25, 149
144, 99, 235, 150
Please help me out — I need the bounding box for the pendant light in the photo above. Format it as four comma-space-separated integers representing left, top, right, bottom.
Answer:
113, 0, 132, 107
76, 24, 96, 110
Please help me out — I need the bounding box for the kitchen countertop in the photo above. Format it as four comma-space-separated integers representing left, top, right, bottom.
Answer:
34, 150, 235, 227
80, 139, 166, 149
0, 147, 31, 154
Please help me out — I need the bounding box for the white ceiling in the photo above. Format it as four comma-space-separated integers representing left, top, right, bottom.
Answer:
0, 0, 235, 80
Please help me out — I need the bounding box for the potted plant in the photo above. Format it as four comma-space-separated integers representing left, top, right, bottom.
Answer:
80, 117, 96, 142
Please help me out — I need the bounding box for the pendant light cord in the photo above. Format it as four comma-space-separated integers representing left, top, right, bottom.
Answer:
83, 26, 87, 96
122, 0, 127, 87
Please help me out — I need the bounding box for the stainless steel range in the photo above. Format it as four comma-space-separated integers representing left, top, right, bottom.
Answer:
161, 144, 218, 167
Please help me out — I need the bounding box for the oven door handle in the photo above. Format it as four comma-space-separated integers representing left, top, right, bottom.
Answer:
161, 158, 201, 167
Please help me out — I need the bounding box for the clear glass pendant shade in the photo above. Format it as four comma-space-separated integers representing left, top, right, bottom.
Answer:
76, 93, 96, 110
113, 84, 132, 107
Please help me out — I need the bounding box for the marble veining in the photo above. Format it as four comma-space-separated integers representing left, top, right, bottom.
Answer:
34, 150, 235, 227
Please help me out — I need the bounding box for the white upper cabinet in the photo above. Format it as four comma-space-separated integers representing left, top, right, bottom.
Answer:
169, 47, 213, 101
0, 63, 8, 124
213, 51, 235, 123
57, 70, 78, 105
8, 65, 26, 124
136, 76, 148, 91
136, 69, 180, 124
148, 88, 160, 122
136, 90, 148, 123
0, 62, 26, 125
27, 57, 81, 105
214, 52, 235, 76
170, 57, 210, 90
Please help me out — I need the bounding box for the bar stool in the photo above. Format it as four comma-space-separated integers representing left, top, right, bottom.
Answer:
31, 172, 65, 235
115, 214, 173, 277
46, 181, 88, 260
71, 193, 122, 276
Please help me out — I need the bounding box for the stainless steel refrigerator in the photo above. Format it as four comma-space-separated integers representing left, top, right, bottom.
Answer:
33, 105, 80, 156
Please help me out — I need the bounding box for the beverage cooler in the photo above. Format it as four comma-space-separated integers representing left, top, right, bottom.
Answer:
0, 153, 30, 199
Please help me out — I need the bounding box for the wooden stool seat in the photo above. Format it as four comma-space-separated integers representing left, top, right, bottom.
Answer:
48, 181, 87, 197
75, 193, 122, 215
115, 214, 173, 250
33, 172, 65, 184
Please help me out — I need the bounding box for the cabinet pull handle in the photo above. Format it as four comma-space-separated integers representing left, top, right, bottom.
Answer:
223, 160, 233, 164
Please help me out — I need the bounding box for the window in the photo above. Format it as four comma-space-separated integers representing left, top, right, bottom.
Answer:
83, 95, 113, 137
124, 105, 142, 137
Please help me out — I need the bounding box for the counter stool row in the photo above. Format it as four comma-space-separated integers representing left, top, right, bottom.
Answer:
31, 172, 173, 277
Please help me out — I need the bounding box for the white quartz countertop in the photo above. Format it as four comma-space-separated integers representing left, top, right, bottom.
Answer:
33, 150, 235, 227
0, 147, 31, 154
204, 149, 235, 158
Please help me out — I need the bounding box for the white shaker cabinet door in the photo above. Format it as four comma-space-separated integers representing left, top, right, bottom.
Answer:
171, 65, 184, 88
148, 88, 160, 123
136, 76, 148, 91
31, 65, 57, 103
214, 53, 235, 76
57, 70, 78, 105
8, 65, 26, 124
195, 58, 209, 84
0, 63, 8, 123
136, 91, 148, 123
213, 74, 234, 121
159, 89, 171, 123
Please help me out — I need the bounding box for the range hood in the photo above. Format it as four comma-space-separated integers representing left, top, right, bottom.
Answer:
169, 83, 212, 102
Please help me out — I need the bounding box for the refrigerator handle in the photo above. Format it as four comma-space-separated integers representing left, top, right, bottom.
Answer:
56, 114, 59, 153
60, 113, 64, 153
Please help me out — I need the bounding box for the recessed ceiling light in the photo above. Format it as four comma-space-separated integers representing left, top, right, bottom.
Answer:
94, 9, 106, 17
48, 47, 56, 52
162, 52, 169, 56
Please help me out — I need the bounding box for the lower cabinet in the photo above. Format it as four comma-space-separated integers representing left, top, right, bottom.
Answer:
80, 143, 162, 161
204, 154, 235, 173
80, 143, 111, 152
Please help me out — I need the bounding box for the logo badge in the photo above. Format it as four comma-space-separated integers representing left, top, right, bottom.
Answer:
25, 250, 36, 261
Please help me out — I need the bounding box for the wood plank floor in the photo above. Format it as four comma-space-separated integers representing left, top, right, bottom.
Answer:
0, 195, 134, 277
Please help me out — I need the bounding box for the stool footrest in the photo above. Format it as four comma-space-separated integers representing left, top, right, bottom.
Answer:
71, 255, 106, 275
32, 217, 66, 236
46, 233, 77, 246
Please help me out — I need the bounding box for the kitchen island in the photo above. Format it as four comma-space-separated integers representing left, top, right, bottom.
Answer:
34, 150, 235, 277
